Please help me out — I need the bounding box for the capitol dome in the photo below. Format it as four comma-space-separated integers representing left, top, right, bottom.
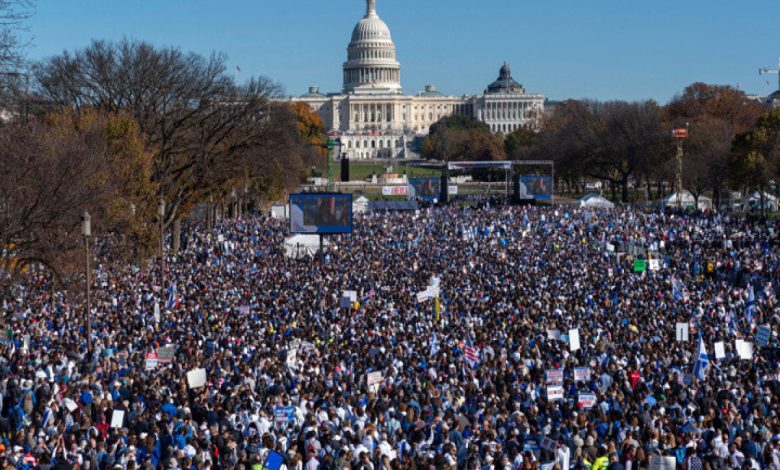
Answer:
343, 0, 402, 94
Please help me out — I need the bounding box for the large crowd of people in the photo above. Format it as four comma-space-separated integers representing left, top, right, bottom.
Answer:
0, 204, 779, 470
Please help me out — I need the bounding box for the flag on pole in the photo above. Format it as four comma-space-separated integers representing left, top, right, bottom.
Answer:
692, 333, 710, 381
672, 277, 689, 302
434, 297, 441, 322
430, 333, 440, 357
165, 285, 178, 311
463, 337, 479, 367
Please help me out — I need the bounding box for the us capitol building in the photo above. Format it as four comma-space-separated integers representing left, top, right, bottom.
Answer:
289, 0, 545, 160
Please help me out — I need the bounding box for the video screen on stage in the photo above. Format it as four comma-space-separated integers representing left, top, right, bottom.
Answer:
408, 178, 440, 200
519, 176, 553, 200
289, 193, 353, 234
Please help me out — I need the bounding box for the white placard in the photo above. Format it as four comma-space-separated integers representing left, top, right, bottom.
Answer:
735, 340, 754, 360
110, 410, 125, 428
648, 259, 660, 272
426, 285, 440, 298
574, 367, 591, 382
367, 371, 383, 393
186, 368, 207, 389
569, 328, 580, 352
675, 323, 689, 342
416, 290, 431, 303
714, 341, 725, 360
547, 329, 561, 341
448, 185, 458, 195
217, 234, 224, 243
343, 290, 358, 302
286, 349, 298, 369
63, 398, 78, 412
547, 385, 564, 401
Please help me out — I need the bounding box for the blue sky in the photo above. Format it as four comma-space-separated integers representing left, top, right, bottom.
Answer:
26, 0, 780, 102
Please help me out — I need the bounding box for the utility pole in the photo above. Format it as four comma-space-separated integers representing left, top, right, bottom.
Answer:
673, 126, 689, 209
81, 212, 91, 351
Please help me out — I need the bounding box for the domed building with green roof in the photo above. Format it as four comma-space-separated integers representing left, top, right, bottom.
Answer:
289, 0, 545, 159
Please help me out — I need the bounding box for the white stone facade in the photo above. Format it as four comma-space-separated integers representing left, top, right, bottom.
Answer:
289, 0, 544, 160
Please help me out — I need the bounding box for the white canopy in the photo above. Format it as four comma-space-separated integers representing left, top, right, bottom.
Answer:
578, 193, 615, 209
741, 191, 778, 211
664, 191, 712, 211
284, 234, 333, 259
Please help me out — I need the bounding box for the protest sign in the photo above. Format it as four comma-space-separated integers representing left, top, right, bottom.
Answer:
735, 340, 753, 360
343, 290, 357, 302
648, 259, 661, 272
633, 259, 647, 273
238, 305, 250, 315
186, 368, 207, 389
273, 405, 295, 425
547, 329, 561, 341
675, 323, 689, 342
714, 341, 725, 360
339, 296, 352, 309
264, 450, 286, 470
367, 371, 383, 393
416, 290, 431, 303
547, 385, 564, 401
286, 349, 297, 369
545, 369, 564, 385
145, 352, 158, 371
63, 398, 78, 412
578, 393, 597, 409
569, 328, 580, 351
574, 367, 591, 382
110, 410, 125, 428
157, 346, 176, 364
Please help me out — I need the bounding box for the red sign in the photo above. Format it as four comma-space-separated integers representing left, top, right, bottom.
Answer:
673, 129, 688, 139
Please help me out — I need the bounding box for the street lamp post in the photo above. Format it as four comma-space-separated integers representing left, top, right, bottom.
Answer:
159, 199, 166, 304
81, 212, 91, 351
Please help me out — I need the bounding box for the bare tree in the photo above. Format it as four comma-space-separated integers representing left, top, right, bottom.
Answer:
33, 39, 305, 239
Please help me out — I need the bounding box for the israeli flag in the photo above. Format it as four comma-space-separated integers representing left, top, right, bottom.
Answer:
165, 285, 176, 311
430, 333, 440, 357
692, 333, 709, 382
672, 277, 689, 302
745, 284, 756, 325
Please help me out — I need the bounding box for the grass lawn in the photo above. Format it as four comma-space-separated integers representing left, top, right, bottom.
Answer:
343, 161, 441, 182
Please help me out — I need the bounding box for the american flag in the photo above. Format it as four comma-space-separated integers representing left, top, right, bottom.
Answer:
463, 337, 479, 366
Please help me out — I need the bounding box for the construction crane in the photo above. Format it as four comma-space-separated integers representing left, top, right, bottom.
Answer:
759, 58, 780, 91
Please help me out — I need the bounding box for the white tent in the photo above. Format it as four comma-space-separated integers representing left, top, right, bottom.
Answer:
353, 196, 370, 214
664, 191, 713, 211
740, 192, 778, 212
579, 193, 615, 209
284, 234, 333, 259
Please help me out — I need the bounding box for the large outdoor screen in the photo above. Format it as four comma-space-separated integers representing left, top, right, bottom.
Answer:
289, 193, 353, 234
408, 178, 441, 200
519, 176, 553, 200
